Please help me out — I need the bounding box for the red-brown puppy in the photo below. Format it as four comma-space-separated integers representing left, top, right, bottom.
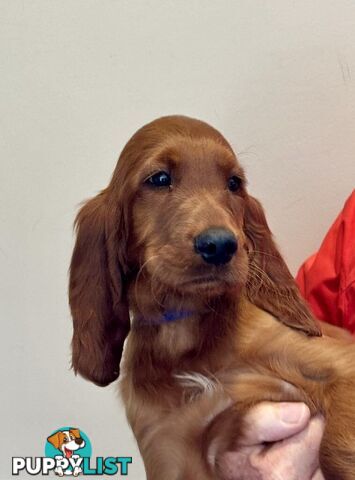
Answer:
70, 116, 355, 479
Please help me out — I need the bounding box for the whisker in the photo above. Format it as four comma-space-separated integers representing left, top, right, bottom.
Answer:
134, 255, 160, 313
251, 250, 280, 260
247, 261, 293, 300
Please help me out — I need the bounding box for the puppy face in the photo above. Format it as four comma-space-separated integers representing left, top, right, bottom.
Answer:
47, 429, 85, 458
129, 136, 249, 297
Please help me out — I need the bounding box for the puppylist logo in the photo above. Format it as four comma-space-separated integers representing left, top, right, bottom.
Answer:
12, 427, 132, 476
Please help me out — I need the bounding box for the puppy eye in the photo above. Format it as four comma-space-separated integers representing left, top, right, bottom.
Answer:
63, 438, 68, 443
228, 175, 242, 192
146, 171, 171, 188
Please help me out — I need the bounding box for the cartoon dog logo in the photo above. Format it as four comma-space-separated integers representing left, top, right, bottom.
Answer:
47, 428, 86, 476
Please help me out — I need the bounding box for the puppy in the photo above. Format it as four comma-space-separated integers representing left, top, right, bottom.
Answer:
47, 429, 85, 476
69, 115, 355, 479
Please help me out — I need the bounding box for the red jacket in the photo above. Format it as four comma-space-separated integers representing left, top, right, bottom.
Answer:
296, 191, 355, 333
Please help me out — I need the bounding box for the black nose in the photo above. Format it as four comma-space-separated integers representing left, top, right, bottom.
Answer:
194, 228, 238, 265
75, 437, 83, 445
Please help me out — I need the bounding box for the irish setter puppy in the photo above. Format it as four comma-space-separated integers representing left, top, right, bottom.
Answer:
69, 115, 355, 479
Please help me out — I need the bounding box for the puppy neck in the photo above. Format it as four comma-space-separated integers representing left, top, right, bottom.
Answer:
128, 287, 241, 371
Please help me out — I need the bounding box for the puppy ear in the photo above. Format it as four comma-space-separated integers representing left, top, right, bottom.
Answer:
47, 432, 61, 449
69, 192, 130, 387
244, 196, 321, 336
69, 428, 81, 438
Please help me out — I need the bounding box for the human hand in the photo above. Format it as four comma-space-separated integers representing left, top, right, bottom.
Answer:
218, 402, 325, 480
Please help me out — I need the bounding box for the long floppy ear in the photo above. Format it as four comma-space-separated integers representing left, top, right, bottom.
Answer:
244, 195, 321, 336
69, 191, 130, 387
47, 431, 62, 449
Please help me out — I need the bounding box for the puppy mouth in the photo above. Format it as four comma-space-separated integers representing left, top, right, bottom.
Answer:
181, 276, 220, 286
64, 446, 73, 458
147, 256, 240, 292
178, 274, 235, 291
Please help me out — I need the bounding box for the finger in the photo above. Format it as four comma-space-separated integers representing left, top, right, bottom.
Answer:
312, 469, 325, 480
217, 449, 263, 480
250, 415, 325, 480
241, 402, 311, 445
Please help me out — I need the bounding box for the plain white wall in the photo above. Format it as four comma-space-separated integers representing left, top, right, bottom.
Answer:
1, 1, 355, 478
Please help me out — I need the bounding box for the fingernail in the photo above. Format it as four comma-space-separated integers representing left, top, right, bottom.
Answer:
279, 403, 307, 424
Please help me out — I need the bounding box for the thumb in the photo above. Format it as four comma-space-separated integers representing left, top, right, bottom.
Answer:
240, 402, 311, 445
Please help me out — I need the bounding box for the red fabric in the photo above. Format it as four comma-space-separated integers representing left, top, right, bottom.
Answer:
296, 191, 355, 333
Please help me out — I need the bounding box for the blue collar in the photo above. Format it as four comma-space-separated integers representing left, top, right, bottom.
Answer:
162, 310, 194, 323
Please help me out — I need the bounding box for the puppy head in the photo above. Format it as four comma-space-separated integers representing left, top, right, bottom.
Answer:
70, 115, 320, 387
47, 429, 85, 457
